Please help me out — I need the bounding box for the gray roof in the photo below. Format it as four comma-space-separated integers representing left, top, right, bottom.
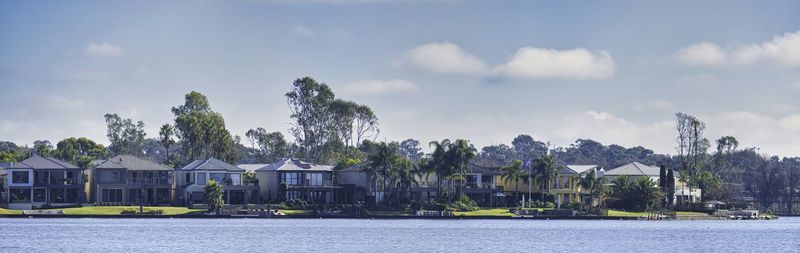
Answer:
179, 158, 244, 172
604, 162, 660, 176
560, 165, 601, 175
255, 158, 333, 172
6, 154, 81, 170
96, 155, 172, 171
236, 163, 269, 173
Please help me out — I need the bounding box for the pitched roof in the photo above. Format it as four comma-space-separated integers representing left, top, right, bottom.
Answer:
96, 155, 172, 171
604, 162, 660, 176
179, 158, 244, 172
468, 163, 504, 175
236, 163, 269, 173
255, 158, 333, 172
6, 154, 80, 170
560, 165, 601, 175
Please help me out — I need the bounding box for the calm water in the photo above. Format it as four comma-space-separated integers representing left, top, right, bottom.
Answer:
0, 217, 798, 252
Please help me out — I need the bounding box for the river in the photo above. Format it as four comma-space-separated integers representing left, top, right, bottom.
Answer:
0, 217, 797, 252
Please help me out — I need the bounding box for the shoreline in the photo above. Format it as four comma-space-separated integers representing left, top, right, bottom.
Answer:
0, 214, 728, 220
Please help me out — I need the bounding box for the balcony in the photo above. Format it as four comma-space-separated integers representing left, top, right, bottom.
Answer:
127, 178, 171, 185
49, 178, 81, 186
464, 182, 502, 190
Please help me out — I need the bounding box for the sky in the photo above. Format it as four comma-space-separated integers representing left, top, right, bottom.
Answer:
1, 0, 799, 156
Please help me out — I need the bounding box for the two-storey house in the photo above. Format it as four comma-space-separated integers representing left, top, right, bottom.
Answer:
176, 158, 258, 206
1, 155, 84, 210
90, 155, 173, 205
252, 158, 335, 204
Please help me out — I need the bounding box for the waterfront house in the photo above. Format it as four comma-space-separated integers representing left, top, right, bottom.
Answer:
461, 164, 505, 207
552, 165, 602, 208
335, 164, 373, 204
90, 155, 173, 205
1, 155, 84, 210
604, 162, 701, 204
175, 158, 258, 206
252, 158, 335, 204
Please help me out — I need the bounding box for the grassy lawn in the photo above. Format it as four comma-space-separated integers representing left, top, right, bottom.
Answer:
0, 208, 22, 215
454, 208, 515, 217
368, 210, 412, 216
279, 209, 313, 215
676, 211, 710, 216
56, 206, 204, 215
606, 210, 652, 217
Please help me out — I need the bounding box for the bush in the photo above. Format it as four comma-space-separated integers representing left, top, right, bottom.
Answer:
278, 199, 311, 210
519, 200, 555, 209
445, 195, 480, 212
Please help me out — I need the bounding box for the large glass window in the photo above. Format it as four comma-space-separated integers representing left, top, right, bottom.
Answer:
210, 173, 225, 184
11, 171, 30, 184
99, 170, 122, 183
282, 173, 299, 185
50, 188, 66, 203
156, 189, 170, 203
228, 174, 241, 186
49, 171, 65, 185
307, 173, 323, 186
10, 189, 31, 203
196, 173, 207, 185
34, 171, 49, 185
128, 189, 141, 202
102, 189, 123, 202
33, 188, 46, 202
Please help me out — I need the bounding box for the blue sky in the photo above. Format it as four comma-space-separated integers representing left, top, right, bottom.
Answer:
1, 0, 800, 156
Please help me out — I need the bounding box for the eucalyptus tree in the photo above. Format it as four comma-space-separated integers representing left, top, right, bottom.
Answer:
171, 91, 237, 163
53, 137, 110, 169
104, 113, 147, 156
245, 127, 289, 163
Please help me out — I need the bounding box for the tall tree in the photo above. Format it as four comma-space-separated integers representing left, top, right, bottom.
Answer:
399, 139, 423, 161
53, 137, 110, 169
666, 169, 675, 207
32, 140, 53, 156
354, 104, 379, 145
533, 154, 560, 201
744, 156, 784, 211
172, 91, 237, 163
512, 134, 546, 163
781, 157, 800, 214
502, 159, 528, 204
159, 124, 175, 166
286, 77, 336, 162
245, 128, 289, 163
104, 113, 147, 156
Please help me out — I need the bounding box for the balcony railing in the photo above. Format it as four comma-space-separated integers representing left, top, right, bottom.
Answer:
464, 182, 501, 189
127, 178, 170, 184
48, 178, 81, 186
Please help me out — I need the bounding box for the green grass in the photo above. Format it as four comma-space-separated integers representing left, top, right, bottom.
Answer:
454, 208, 515, 217
0, 208, 22, 215
279, 209, 313, 215
606, 210, 652, 217
676, 211, 709, 216
55, 206, 204, 215
368, 210, 412, 216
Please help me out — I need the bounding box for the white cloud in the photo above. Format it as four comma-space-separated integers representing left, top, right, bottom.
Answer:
676, 41, 727, 66
633, 100, 675, 112
290, 25, 316, 37
491, 47, 615, 80
345, 79, 419, 94
554, 111, 674, 153
85, 42, 123, 57
779, 114, 800, 132
677, 31, 800, 67
734, 31, 800, 66
398, 42, 487, 75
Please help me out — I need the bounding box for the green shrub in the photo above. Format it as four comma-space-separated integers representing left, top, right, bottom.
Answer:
278, 199, 311, 210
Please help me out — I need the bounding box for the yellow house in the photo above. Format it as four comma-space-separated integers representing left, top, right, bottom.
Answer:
497, 164, 601, 208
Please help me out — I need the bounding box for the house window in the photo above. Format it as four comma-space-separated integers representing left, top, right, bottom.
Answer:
210, 173, 225, 184
285, 190, 301, 200
34, 171, 49, 185
33, 188, 46, 202
49, 171, 65, 185
102, 189, 123, 202
229, 173, 241, 186
10, 189, 31, 203
307, 173, 323, 186
128, 189, 141, 202
156, 189, 169, 203
50, 188, 66, 203
196, 173, 207, 185
282, 173, 299, 185
11, 171, 30, 184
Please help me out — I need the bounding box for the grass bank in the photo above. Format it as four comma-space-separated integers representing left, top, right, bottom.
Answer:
56, 206, 204, 215
454, 208, 515, 217
606, 210, 652, 217
0, 208, 22, 215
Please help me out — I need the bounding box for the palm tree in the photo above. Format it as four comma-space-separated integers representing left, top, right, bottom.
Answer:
533, 154, 560, 201
502, 160, 528, 206
678, 171, 690, 206
428, 139, 452, 198
631, 177, 663, 212
452, 139, 477, 197
367, 142, 398, 204
204, 179, 224, 214
579, 170, 605, 214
